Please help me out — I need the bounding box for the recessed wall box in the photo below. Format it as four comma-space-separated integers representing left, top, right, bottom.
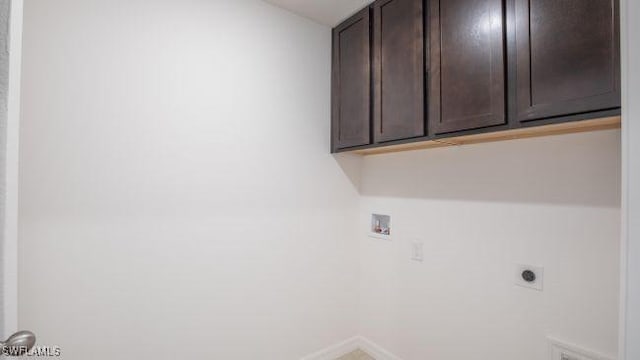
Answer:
369, 214, 391, 240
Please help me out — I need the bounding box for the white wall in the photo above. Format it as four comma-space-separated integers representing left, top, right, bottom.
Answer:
17, 0, 625, 359
0, 0, 10, 335
358, 130, 621, 360
1, 0, 22, 339
18, 0, 361, 358
621, 0, 640, 357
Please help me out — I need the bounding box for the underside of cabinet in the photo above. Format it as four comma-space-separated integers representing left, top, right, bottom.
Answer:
352, 115, 621, 155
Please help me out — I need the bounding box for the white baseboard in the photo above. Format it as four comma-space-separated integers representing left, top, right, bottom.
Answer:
301, 336, 402, 360
357, 337, 403, 360
300, 337, 361, 360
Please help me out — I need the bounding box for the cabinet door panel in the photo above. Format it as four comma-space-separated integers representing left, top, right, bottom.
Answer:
332, 9, 371, 150
515, 0, 620, 122
430, 0, 506, 135
372, 0, 425, 142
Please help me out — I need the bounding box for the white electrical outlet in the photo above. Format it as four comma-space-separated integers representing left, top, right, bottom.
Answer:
411, 241, 423, 262
515, 264, 544, 291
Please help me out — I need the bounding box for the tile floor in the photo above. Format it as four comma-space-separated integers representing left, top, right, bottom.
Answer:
335, 349, 375, 360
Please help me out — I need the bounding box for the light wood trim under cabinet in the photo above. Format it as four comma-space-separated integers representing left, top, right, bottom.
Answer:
354, 116, 621, 155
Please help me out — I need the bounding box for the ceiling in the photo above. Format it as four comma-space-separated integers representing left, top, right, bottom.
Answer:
263, 0, 373, 26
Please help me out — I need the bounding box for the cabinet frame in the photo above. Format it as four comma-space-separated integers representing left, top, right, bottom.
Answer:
512, 0, 621, 123
372, 0, 426, 143
428, 0, 507, 135
331, 8, 372, 151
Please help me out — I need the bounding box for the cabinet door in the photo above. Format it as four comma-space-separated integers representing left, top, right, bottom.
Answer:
332, 9, 371, 150
515, 0, 620, 122
372, 0, 425, 143
429, 0, 506, 135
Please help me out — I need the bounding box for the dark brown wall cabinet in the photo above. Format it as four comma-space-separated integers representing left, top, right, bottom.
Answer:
332, 8, 371, 150
331, 0, 621, 153
514, 0, 620, 122
429, 0, 506, 134
372, 0, 425, 142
